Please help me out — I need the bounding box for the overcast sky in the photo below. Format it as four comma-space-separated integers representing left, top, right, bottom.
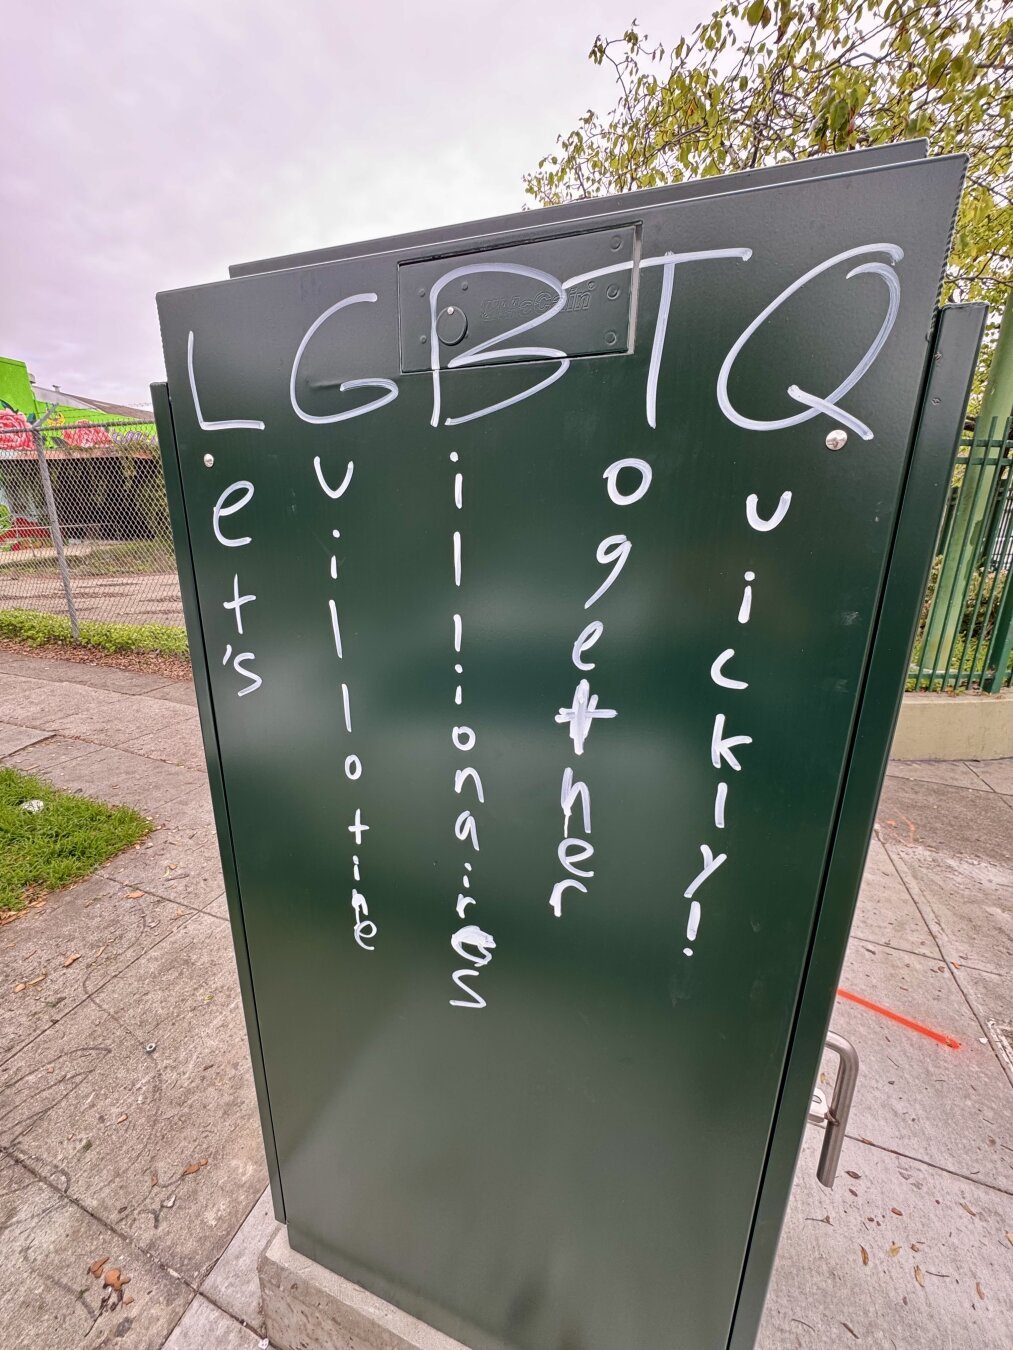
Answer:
2, 1, 708, 408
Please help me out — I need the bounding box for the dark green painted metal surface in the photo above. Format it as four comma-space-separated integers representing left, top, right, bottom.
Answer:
155, 150, 970, 1350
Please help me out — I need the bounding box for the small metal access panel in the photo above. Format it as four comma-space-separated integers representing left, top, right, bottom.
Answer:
153, 142, 982, 1350
398, 225, 637, 372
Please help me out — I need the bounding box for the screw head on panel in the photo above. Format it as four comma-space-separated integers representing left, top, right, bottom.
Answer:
825, 429, 848, 451
203, 453, 214, 468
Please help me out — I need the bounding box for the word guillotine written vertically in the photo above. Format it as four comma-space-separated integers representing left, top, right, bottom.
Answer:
154, 141, 982, 1350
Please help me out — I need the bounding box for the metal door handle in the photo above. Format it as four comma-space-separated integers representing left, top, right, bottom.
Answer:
806, 1031, 859, 1188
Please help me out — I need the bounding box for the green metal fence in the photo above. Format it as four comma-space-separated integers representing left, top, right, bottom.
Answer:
910, 415, 1013, 693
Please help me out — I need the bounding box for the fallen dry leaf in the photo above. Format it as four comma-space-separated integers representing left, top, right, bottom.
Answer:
891, 1207, 903, 1217
914, 1265, 925, 1288
89, 1255, 110, 1278
888, 1243, 901, 1257
960, 1201, 977, 1216
116, 1113, 128, 1124
103, 1268, 130, 1292
150, 1172, 159, 1189
14, 972, 46, 992
976, 1281, 985, 1300
860, 1246, 869, 1266
63, 954, 80, 968
127, 890, 144, 900
180, 1158, 209, 1178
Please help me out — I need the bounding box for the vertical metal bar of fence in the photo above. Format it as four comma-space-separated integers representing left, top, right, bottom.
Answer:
928, 420, 996, 689
910, 450, 965, 690
982, 422, 1013, 692
958, 434, 1002, 684
983, 579, 1013, 691
31, 426, 79, 638
964, 432, 1013, 686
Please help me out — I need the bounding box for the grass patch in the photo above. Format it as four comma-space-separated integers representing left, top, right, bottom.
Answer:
0, 609, 188, 657
0, 767, 152, 914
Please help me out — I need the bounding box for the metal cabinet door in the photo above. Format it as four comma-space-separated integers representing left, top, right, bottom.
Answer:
156, 153, 965, 1350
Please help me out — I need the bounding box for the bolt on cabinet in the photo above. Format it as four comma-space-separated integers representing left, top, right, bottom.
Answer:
154, 143, 982, 1350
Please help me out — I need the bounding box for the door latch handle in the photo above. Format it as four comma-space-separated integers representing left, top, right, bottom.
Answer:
806, 1031, 859, 1189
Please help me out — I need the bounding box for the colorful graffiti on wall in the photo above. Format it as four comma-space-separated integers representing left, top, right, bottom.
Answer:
0, 405, 114, 450
0, 356, 117, 454
0, 356, 154, 550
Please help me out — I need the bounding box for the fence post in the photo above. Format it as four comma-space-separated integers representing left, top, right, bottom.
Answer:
32, 426, 79, 639
918, 303, 1013, 679
982, 555, 1013, 693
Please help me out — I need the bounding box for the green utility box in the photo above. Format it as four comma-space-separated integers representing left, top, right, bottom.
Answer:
154, 142, 982, 1350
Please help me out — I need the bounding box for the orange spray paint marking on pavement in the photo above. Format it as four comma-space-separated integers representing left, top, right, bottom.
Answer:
836, 988, 961, 1049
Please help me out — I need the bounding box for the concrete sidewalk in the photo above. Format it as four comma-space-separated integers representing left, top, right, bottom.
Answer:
0, 649, 1010, 1350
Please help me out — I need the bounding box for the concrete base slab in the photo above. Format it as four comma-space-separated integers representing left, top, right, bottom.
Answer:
206, 892, 230, 920
886, 757, 990, 790
892, 844, 1013, 975
957, 965, 1013, 1082
891, 690, 1013, 761
163, 1293, 267, 1348
259, 1227, 469, 1350
832, 943, 1013, 1192
125, 721, 208, 772
757, 1131, 1013, 1349
0, 912, 267, 1285
848, 838, 937, 958
201, 1186, 279, 1334
0, 648, 180, 696
97, 828, 224, 911
0, 873, 195, 1064
5, 733, 100, 774
0, 1151, 192, 1350
144, 681, 198, 707
0, 719, 50, 756
876, 775, 1013, 868
967, 757, 1013, 794
0, 674, 181, 749
7, 739, 209, 825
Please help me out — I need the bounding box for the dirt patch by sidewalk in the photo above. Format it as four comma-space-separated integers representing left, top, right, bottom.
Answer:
0, 636, 192, 682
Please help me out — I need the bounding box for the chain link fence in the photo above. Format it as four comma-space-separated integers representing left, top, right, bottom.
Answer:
0, 419, 184, 636
2, 412, 1011, 689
